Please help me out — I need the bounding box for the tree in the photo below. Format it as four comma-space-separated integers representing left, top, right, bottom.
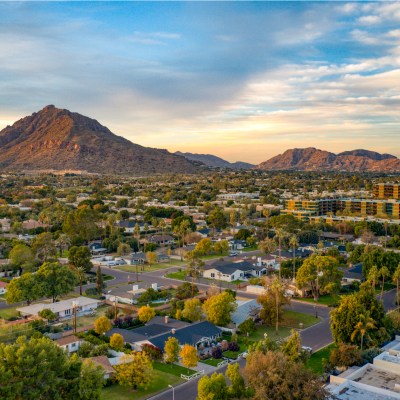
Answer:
257, 276, 290, 333
110, 333, 124, 351
94, 315, 112, 335
174, 219, 192, 260
367, 265, 379, 289
185, 251, 205, 297
280, 329, 304, 363
329, 343, 362, 368
37, 262, 78, 302
145, 251, 157, 269
275, 228, 287, 279
289, 235, 299, 281
207, 208, 227, 232
197, 372, 228, 400
63, 208, 101, 244
296, 254, 342, 301
96, 266, 105, 295
115, 352, 153, 390
244, 350, 327, 400
180, 344, 198, 372
258, 237, 276, 256
117, 243, 131, 256
8, 244, 35, 272
31, 232, 57, 263
138, 305, 156, 323
379, 265, 390, 299
0, 336, 103, 400
182, 298, 202, 322
176, 281, 198, 300
330, 283, 388, 347
194, 238, 213, 256
393, 264, 400, 306
238, 318, 256, 336
202, 292, 237, 327
5, 273, 41, 305
69, 246, 93, 296
38, 308, 57, 321
55, 233, 71, 257
226, 363, 245, 399
164, 336, 180, 364
351, 313, 376, 351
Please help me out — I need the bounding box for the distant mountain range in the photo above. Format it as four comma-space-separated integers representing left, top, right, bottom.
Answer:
175, 151, 254, 170
0, 105, 198, 175
255, 147, 400, 172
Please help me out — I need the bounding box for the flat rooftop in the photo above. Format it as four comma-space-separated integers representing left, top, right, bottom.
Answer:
353, 366, 400, 391
330, 382, 400, 400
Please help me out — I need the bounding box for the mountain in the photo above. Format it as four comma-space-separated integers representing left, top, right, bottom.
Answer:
256, 147, 400, 172
175, 151, 254, 170
0, 105, 198, 175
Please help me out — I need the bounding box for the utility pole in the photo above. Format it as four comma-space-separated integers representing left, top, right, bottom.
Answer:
72, 300, 78, 333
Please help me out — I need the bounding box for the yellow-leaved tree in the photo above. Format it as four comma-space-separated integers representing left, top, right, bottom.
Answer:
180, 344, 198, 373
164, 336, 180, 364
110, 333, 124, 351
115, 352, 153, 390
94, 315, 112, 335
138, 305, 156, 323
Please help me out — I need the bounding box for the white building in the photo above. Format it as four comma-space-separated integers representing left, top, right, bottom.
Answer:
327, 336, 400, 399
17, 296, 101, 319
54, 335, 84, 354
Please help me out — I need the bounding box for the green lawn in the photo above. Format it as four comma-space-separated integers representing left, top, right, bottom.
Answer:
165, 270, 187, 280
101, 370, 182, 400
306, 343, 336, 374
294, 295, 339, 306
200, 358, 221, 367
153, 361, 195, 376
245, 325, 292, 342
223, 343, 247, 359
281, 310, 319, 328
116, 260, 187, 273
0, 306, 20, 321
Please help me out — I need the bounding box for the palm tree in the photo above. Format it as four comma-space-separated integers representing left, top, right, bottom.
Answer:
275, 228, 287, 279
392, 264, 400, 306
185, 251, 205, 297
351, 313, 376, 351
269, 276, 286, 335
379, 265, 390, 300
72, 265, 86, 296
263, 209, 270, 238
55, 233, 70, 257
174, 220, 191, 261
368, 265, 379, 289
289, 235, 298, 282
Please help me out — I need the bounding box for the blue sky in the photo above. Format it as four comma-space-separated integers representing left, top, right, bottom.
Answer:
1, 1, 399, 163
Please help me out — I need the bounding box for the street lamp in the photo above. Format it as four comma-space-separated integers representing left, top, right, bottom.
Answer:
168, 384, 175, 400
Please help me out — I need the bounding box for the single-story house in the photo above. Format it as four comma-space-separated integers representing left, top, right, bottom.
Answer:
229, 239, 247, 250
231, 299, 260, 326
54, 334, 83, 353
148, 234, 174, 246
341, 263, 365, 284
116, 220, 149, 233
0, 218, 11, 233
87, 356, 115, 379
17, 296, 101, 319
202, 260, 267, 282
22, 219, 49, 231
88, 241, 107, 255
0, 281, 7, 295
129, 252, 146, 265
197, 228, 211, 238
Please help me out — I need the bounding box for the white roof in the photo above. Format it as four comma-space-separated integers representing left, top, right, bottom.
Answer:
17, 296, 100, 315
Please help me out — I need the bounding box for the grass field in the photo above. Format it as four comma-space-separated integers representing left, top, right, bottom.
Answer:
165, 270, 187, 280
223, 343, 247, 359
281, 310, 320, 328
200, 358, 221, 367
306, 343, 336, 374
101, 369, 182, 400
116, 260, 187, 273
0, 306, 20, 321
153, 361, 195, 376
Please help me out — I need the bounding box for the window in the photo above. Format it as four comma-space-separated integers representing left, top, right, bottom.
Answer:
65, 309, 71, 315
211, 273, 215, 278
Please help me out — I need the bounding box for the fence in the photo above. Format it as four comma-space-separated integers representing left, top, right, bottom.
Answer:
180, 370, 205, 381
217, 359, 229, 367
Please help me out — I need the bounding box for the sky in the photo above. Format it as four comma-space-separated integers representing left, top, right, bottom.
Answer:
0, 1, 400, 163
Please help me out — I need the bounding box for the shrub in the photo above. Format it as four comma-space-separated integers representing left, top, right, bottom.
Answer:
141, 343, 162, 360
211, 347, 223, 359
228, 342, 240, 352
84, 287, 98, 296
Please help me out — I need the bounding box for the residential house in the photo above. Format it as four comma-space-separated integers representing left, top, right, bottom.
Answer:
340, 263, 365, 284
87, 356, 115, 379
148, 234, 174, 246
22, 219, 49, 231
0, 218, 11, 233
231, 299, 260, 326
88, 241, 108, 256
17, 296, 101, 319
202, 260, 267, 282
0, 281, 7, 295
54, 335, 83, 354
